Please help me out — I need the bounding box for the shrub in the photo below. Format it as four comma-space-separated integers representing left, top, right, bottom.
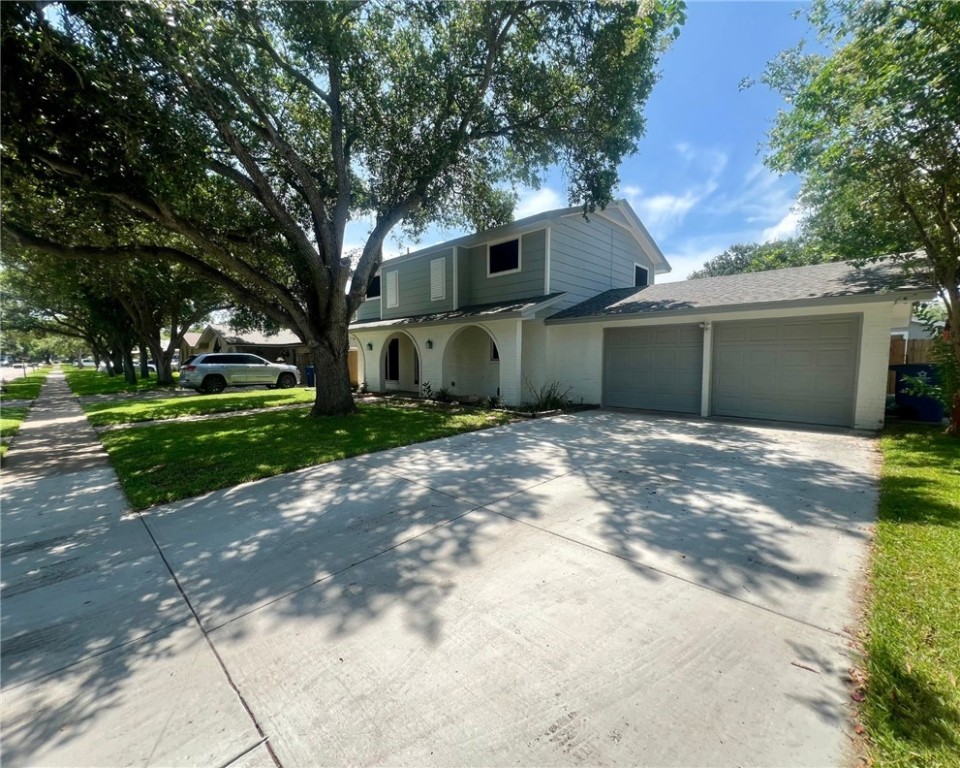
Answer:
525, 380, 572, 412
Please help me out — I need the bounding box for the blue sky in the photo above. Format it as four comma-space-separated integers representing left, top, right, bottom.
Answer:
349, 1, 816, 282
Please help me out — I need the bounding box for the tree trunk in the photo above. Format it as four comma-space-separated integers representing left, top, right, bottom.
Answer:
309, 328, 356, 417
139, 343, 150, 379
146, 337, 176, 386
122, 349, 137, 384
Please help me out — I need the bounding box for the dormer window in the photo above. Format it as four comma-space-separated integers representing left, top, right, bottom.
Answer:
366, 274, 381, 299
488, 238, 521, 276
634, 264, 649, 288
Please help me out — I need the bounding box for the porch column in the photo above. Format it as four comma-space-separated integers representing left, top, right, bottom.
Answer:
700, 321, 713, 417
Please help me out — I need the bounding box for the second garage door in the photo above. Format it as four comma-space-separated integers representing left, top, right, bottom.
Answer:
603, 324, 703, 413
712, 315, 860, 427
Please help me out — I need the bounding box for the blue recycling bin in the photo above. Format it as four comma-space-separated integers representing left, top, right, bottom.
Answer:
305, 365, 315, 387
891, 364, 944, 422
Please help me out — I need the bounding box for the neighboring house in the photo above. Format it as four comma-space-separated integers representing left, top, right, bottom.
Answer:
188, 323, 312, 376
891, 315, 944, 341
349, 201, 933, 430
179, 332, 202, 362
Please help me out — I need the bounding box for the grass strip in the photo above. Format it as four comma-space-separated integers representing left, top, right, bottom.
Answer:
0, 406, 30, 458
864, 424, 960, 767
65, 367, 176, 397
101, 402, 514, 509
84, 387, 316, 426
0, 368, 51, 401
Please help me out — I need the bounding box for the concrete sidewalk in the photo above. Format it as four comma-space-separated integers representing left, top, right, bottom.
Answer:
1, 370, 272, 767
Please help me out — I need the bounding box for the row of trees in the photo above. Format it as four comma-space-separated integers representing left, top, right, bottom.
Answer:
1, 0, 685, 414
1, 252, 224, 383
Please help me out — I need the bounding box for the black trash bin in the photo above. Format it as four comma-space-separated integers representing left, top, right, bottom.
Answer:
305, 365, 315, 387
890, 363, 944, 422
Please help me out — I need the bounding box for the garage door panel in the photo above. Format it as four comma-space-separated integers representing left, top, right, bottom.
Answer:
744, 325, 779, 342
604, 325, 703, 413
712, 315, 859, 427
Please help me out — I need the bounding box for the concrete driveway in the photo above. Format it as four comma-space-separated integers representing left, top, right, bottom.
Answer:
3, 407, 878, 767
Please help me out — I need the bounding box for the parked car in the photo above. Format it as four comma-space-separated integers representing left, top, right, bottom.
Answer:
179, 353, 300, 394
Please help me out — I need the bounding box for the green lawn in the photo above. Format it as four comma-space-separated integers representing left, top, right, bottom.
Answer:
101, 402, 514, 509
0, 368, 51, 401
0, 406, 30, 458
65, 366, 177, 397
864, 424, 960, 767
84, 387, 316, 427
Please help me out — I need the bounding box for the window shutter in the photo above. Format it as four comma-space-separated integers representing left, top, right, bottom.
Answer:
386, 271, 398, 308
431, 258, 445, 300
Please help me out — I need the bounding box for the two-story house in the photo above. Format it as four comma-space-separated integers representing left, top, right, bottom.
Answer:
349, 201, 667, 406
350, 200, 932, 430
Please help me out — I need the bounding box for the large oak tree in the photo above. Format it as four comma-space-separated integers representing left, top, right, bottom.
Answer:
1, 0, 684, 415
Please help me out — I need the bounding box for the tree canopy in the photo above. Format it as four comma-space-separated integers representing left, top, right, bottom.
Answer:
687, 238, 837, 279
1, 0, 684, 414
760, 0, 960, 432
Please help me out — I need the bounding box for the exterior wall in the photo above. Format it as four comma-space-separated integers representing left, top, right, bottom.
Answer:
550, 216, 657, 311
355, 297, 381, 322
381, 248, 455, 320
462, 229, 547, 306
545, 300, 907, 430
442, 326, 500, 400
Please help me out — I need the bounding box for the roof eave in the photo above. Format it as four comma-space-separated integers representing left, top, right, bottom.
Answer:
545, 288, 935, 325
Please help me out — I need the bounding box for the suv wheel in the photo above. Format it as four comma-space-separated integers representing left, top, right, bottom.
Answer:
201, 374, 227, 394
277, 372, 296, 389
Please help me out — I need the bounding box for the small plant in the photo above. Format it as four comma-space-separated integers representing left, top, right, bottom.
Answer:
420, 380, 434, 399
486, 395, 501, 409
525, 379, 572, 411
357, 381, 368, 395
435, 387, 454, 403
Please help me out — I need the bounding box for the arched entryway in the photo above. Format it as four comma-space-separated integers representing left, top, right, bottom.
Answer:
348, 334, 366, 388
380, 331, 420, 394
441, 325, 502, 401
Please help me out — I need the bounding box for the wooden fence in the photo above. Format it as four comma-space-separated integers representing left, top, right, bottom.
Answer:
887, 337, 936, 393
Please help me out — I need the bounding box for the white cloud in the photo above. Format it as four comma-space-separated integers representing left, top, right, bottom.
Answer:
514, 187, 564, 220
761, 208, 802, 242
619, 144, 728, 239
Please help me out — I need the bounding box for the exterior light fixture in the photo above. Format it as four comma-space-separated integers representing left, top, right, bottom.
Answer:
425, 339, 434, 349
366, 342, 373, 351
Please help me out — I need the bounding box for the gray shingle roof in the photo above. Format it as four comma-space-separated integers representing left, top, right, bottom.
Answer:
351, 294, 564, 329
547, 259, 932, 322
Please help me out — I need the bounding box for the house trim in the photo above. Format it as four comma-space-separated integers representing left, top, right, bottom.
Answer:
545, 291, 929, 325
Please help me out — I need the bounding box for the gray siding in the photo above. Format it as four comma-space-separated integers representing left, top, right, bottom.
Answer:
354, 297, 381, 322
550, 217, 656, 310
381, 248, 455, 320
463, 229, 547, 306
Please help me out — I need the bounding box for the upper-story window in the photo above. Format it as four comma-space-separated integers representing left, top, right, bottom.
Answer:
488, 238, 521, 276
634, 264, 650, 288
385, 271, 399, 308
365, 274, 381, 299
430, 258, 446, 300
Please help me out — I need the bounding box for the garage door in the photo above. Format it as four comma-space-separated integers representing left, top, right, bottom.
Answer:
603, 325, 703, 413
712, 315, 860, 427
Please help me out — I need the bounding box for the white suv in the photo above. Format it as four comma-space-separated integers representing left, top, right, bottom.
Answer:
179, 353, 300, 394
